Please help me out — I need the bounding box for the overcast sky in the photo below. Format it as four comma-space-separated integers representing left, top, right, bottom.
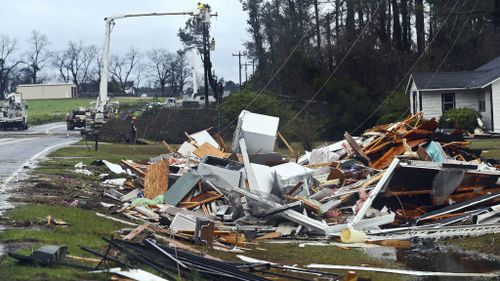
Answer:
0, 0, 250, 83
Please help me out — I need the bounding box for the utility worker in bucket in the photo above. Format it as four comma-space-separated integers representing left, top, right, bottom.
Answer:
197, 2, 206, 12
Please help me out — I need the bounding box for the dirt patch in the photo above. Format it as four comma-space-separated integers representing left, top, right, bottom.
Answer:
9, 171, 119, 213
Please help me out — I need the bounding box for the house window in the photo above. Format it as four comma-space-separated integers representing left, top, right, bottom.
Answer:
441, 93, 455, 112
419, 92, 423, 111
412, 91, 417, 114
478, 92, 486, 112
479, 100, 486, 112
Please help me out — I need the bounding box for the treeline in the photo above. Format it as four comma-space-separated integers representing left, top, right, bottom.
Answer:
0, 30, 193, 99
240, 0, 500, 137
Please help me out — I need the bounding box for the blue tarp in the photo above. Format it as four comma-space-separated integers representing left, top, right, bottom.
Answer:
425, 141, 446, 163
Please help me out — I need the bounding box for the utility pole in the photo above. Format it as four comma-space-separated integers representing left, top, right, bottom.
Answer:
199, 7, 217, 109
232, 51, 245, 90
203, 22, 209, 108
251, 59, 255, 76
243, 62, 251, 83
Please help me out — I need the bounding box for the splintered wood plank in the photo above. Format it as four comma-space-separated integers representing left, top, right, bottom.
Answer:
193, 142, 231, 159
123, 224, 150, 240
144, 160, 169, 199
372, 139, 425, 169
344, 132, 372, 166
214, 133, 228, 152
178, 192, 224, 209
121, 160, 147, 177
277, 131, 296, 155
161, 140, 177, 153
256, 232, 282, 240
417, 145, 432, 161
218, 233, 247, 246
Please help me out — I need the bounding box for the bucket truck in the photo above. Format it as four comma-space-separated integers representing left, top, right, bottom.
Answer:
0, 93, 28, 130
89, 9, 218, 127
83, 7, 215, 149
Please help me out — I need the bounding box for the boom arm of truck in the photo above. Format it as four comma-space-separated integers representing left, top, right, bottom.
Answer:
95, 11, 209, 123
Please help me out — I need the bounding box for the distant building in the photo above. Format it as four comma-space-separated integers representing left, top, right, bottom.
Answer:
16, 83, 77, 100
406, 57, 500, 132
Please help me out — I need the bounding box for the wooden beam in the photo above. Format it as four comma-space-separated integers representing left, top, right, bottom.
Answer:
277, 131, 295, 155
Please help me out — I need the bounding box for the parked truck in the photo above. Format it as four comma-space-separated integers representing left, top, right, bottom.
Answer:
66, 107, 88, 130
0, 93, 29, 130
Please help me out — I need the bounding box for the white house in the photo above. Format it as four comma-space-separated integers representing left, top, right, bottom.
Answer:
16, 83, 77, 100
406, 57, 500, 132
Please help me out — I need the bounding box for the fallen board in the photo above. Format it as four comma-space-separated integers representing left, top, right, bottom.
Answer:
193, 142, 231, 159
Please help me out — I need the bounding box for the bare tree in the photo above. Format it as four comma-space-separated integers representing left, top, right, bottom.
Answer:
173, 50, 191, 95
134, 63, 145, 96
109, 47, 141, 94
86, 48, 103, 93
24, 30, 50, 84
147, 48, 173, 96
52, 51, 71, 83
52, 41, 96, 91
0, 35, 22, 99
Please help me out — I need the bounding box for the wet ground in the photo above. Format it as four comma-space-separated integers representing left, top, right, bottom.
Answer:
0, 122, 79, 215
363, 244, 500, 280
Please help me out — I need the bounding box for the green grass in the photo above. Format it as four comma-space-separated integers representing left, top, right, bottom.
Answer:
0, 205, 122, 281
47, 143, 166, 163
27, 97, 153, 126
27, 98, 94, 125
0, 142, 167, 280
447, 234, 500, 255
470, 139, 500, 159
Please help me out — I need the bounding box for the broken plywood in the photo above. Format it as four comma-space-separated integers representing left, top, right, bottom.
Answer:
144, 160, 169, 199
193, 142, 231, 159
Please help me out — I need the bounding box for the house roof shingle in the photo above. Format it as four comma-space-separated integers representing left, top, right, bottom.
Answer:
411, 56, 500, 90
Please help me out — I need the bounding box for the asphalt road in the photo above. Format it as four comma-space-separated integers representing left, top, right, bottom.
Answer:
0, 122, 79, 214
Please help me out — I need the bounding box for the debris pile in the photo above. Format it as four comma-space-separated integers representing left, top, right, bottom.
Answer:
98, 110, 500, 248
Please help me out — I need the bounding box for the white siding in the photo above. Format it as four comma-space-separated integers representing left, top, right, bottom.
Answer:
421, 89, 493, 130
409, 81, 417, 114
455, 91, 479, 110
481, 87, 493, 130
421, 92, 442, 120
492, 80, 500, 132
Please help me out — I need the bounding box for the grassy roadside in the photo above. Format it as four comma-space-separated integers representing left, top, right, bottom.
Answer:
0, 205, 118, 281
0, 143, 165, 281
27, 97, 152, 126
469, 139, 500, 159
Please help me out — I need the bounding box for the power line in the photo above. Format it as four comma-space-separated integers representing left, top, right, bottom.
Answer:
281, 0, 385, 130
349, 0, 462, 134
232, 51, 245, 90
422, 0, 478, 91
218, 1, 333, 134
